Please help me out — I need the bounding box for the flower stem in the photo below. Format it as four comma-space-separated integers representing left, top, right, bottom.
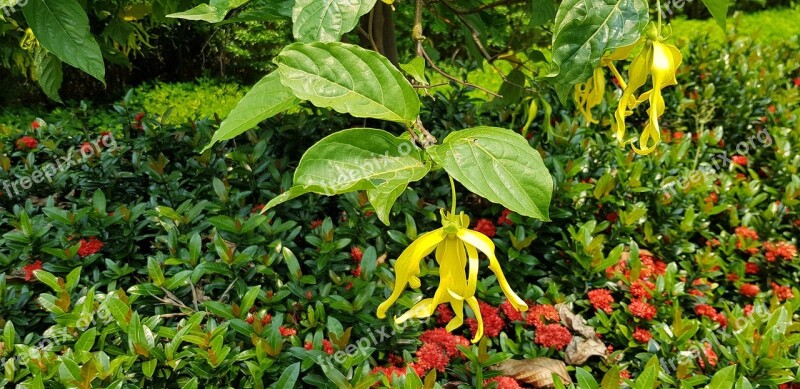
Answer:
656, 0, 662, 35
449, 175, 457, 214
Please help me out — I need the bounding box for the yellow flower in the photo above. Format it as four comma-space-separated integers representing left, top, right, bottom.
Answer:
377, 209, 527, 342
574, 67, 606, 124
613, 39, 682, 155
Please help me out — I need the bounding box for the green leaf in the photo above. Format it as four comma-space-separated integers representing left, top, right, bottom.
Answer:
22, 0, 105, 83
734, 376, 752, 389
203, 71, 299, 151
265, 128, 429, 224
240, 286, 261, 319
34, 270, 63, 293
74, 328, 97, 354
3, 321, 15, 349
399, 56, 427, 85
708, 365, 736, 389
632, 355, 660, 389
292, 0, 376, 42
601, 365, 620, 389
167, 0, 248, 22
548, 0, 648, 99
701, 0, 728, 30
276, 42, 420, 124
576, 367, 599, 389
273, 362, 300, 388
427, 127, 552, 220
34, 50, 63, 103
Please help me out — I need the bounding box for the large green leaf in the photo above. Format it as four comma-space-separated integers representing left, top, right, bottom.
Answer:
276, 42, 420, 124
22, 0, 105, 83
427, 127, 552, 221
265, 128, 429, 224
202, 72, 299, 151
548, 0, 648, 99
708, 365, 736, 389
701, 0, 728, 31
34, 50, 63, 103
292, 0, 376, 42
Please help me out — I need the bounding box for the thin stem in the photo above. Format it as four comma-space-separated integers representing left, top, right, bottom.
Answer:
413, 0, 425, 57
656, 0, 662, 35
420, 48, 501, 97
449, 175, 457, 214
606, 62, 628, 90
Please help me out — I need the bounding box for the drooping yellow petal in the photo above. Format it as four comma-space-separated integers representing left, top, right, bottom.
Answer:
631, 41, 681, 155
377, 229, 446, 319
464, 243, 479, 298
465, 296, 483, 342
574, 67, 606, 124
447, 299, 465, 332
457, 229, 528, 312
614, 42, 653, 145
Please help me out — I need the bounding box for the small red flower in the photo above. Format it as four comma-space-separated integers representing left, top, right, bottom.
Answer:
474, 218, 496, 238
745, 262, 759, 274
350, 246, 363, 262
697, 342, 718, 369
305, 291, 313, 300
631, 280, 655, 299
740, 283, 760, 298
744, 304, 754, 316
31, 120, 41, 129
322, 339, 334, 354
279, 326, 297, 337
628, 299, 656, 321
436, 304, 455, 325
633, 327, 652, 343
497, 209, 513, 226
588, 289, 614, 314
534, 324, 572, 350
23, 260, 43, 281
793, 77, 800, 87
415, 342, 450, 373
134, 112, 145, 122
352, 265, 362, 278
419, 328, 469, 358
764, 241, 797, 262
466, 301, 505, 338
672, 131, 685, 141
771, 282, 794, 301
250, 204, 266, 214
260, 313, 272, 326
484, 376, 524, 389
526, 304, 560, 328
620, 370, 631, 379
705, 193, 718, 204
16, 136, 38, 150
605, 212, 619, 223
731, 155, 747, 166
77, 237, 104, 257
500, 299, 524, 321
310, 219, 323, 229
768, 105, 777, 114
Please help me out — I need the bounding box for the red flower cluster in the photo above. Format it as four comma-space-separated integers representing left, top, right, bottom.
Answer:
731, 155, 748, 166
764, 241, 797, 262
350, 246, 363, 262
436, 304, 455, 325
31, 120, 41, 129
500, 299, 524, 321
697, 342, 718, 369
534, 323, 572, 350
484, 376, 524, 389
745, 262, 759, 274
16, 136, 38, 150
304, 339, 335, 355
735, 226, 760, 254
250, 204, 266, 214
474, 218, 496, 238
633, 327, 652, 343
23, 260, 43, 281
310, 219, 323, 229
740, 283, 760, 298
77, 237, 104, 257
587, 289, 614, 314
794, 77, 800, 87
628, 299, 656, 321
694, 304, 727, 327
279, 326, 297, 337
771, 282, 794, 301
497, 209, 513, 226
605, 252, 667, 281
466, 301, 505, 338
525, 304, 560, 328
415, 328, 469, 374
705, 193, 718, 204
631, 280, 655, 299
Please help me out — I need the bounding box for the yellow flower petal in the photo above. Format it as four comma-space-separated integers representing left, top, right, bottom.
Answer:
377, 229, 446, 319
466, 296, 483, 343
574, 67, 605, 124
457, 229, 528, 312
631, 41, 681, 155
446, 299, 465, 332
614, 42, 653, 145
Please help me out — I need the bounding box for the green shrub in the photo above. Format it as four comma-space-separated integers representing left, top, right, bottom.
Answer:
129, 78, 246, 125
